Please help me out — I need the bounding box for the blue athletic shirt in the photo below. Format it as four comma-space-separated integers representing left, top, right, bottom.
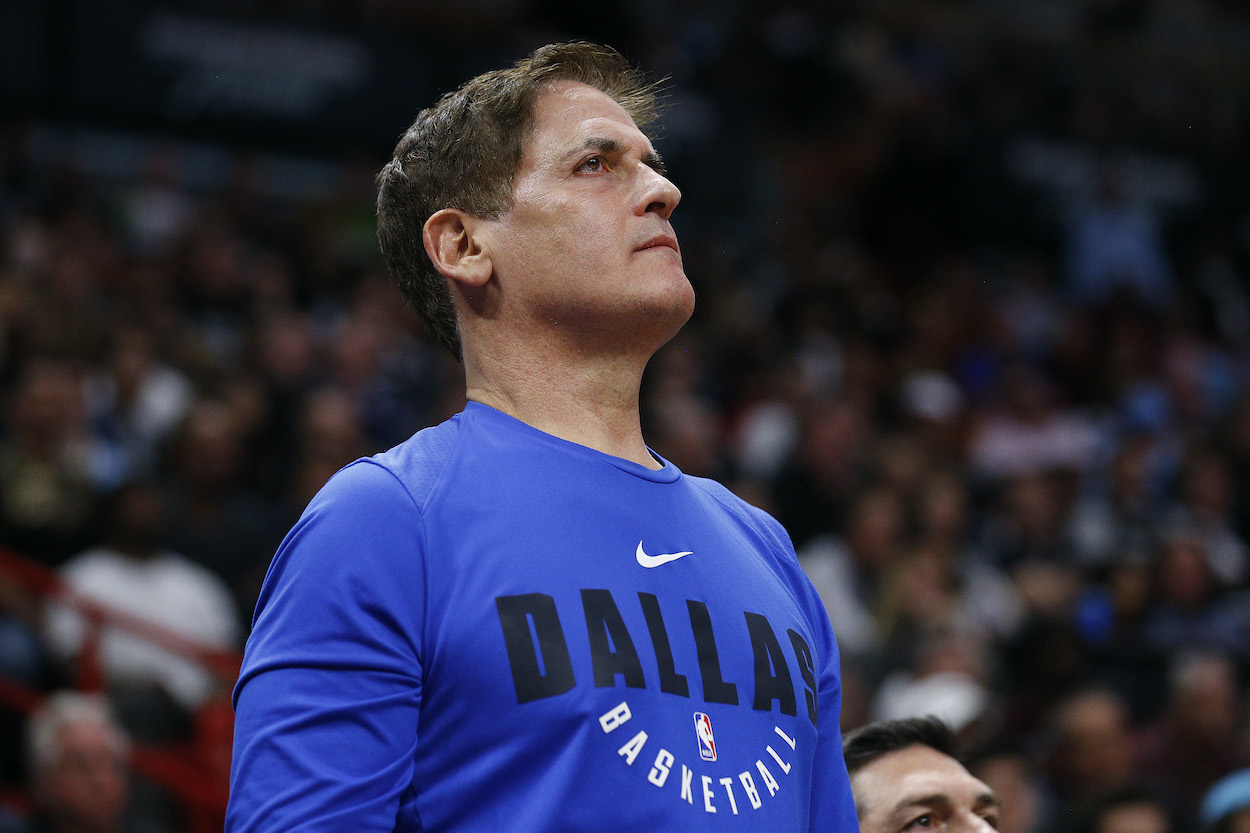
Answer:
228, 402, 858, 832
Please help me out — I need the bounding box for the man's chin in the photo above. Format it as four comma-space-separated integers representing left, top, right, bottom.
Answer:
651, 272, 696, 318
641, 290, 696, 347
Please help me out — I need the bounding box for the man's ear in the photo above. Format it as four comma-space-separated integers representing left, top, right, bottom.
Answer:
423, 208, 492, 287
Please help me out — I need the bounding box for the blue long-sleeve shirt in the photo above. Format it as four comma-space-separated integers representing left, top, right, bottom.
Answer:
228, 402, 858, 832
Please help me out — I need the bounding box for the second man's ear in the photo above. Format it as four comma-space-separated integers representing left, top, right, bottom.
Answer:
423, 208, 493, 287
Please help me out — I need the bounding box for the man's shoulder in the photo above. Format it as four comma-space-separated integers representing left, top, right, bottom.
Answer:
683, 471, 767, 515
372, 412, 463, 473
683, 472, 793, 547
331, 411, 468, 510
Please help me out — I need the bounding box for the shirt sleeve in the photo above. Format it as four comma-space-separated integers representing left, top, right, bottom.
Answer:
753, 506, 860, 832
807, 608, 860, 832
227, 460, 427, 832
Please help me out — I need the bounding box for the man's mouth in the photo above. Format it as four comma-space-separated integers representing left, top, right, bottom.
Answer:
637, 234, 680, 253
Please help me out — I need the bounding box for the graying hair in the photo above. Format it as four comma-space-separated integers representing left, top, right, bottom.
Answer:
27, 690, 130, 774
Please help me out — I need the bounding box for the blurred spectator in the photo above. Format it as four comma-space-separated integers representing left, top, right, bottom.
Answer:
731, 385, 801, 488
82, 326, 195, 487
1137, 651, 1250, 817
1071, 783, 1184, 833
1157, 317, 1239, 431
1075, 549, 1169, 721
991, 255, 1065, 366
160, 398, 282, 622
0, 358, 100, 565
770, 394, 872, 549
23, 235, 113, 366
279, 386, 371, 516
985, 473, 1089, 674
1063, 163, 1173, 309
1162, 446, 1249, 588
1144, 529, 1247, 658
43, 479, 240, 738
967, 744, 1049, 833
981, 471, 1078, 572
324, 309, 425, 452
872, 627, 993, 738
173, 220, 250, 375
248, 310, 321, 497
1067, 436, 1161, 571
967, 363, 1100, 482
797, 483, 906, 661
2, 690, 171, 833
896, 369, 969, 468
871, 431, 934, 507
900, 470, 1024, 642
116, 148, 195, 260
1043, 688, 1141, 825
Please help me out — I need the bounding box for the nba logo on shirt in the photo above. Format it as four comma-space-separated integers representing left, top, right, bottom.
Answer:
694, 712, 717, 762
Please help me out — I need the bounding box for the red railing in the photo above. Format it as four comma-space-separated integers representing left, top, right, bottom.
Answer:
0, 545, 241, 833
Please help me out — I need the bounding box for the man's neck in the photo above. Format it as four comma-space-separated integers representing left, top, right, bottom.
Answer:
463, 344, 660, 470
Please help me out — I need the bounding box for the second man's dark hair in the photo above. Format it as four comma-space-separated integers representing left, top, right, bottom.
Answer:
842, 716, 958, 776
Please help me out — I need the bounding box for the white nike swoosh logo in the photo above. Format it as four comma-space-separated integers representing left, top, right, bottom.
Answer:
636, 542, 694, 568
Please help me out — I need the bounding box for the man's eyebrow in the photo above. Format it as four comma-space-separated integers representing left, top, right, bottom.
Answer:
578, 137, 625, 156
890, 794, 951, 815
890, 792, 1001, 815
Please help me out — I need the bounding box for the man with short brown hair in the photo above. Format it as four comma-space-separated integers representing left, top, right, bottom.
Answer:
228, 42, 857, 833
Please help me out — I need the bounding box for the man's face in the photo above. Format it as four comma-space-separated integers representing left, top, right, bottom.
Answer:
36, 722, 130, 829
851, 744, 1000, 833
481, 80, 694, 352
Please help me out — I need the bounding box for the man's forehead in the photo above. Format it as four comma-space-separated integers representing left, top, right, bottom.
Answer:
530, 82, 648, 153
853, 745, 996, 809
538, 78, 624, 110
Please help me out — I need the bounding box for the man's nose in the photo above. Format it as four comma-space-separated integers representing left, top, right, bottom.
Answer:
637, 167, 681, 219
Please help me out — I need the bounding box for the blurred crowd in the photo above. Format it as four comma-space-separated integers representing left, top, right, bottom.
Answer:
2, 0, 1250, 831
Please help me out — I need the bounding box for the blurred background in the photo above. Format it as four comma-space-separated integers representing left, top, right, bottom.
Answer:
2, 1, 1250, 831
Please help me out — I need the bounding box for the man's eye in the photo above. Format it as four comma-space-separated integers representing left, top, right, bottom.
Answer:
578, 156, 608, 173
904, 814, 936, 830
